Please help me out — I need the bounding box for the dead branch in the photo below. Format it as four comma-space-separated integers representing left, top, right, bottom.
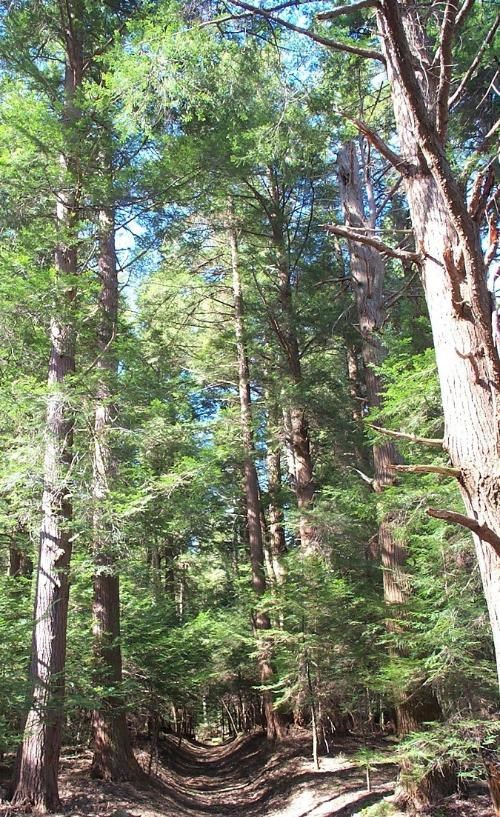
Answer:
368, 424, 444, 448
352, 119, 414, 175
454, 0, 476, 31
324, 223, 422, 263
427, 507, 500, 558
350, 466, 375, 487
316, 0, 377, 22
388, 463, 461, 478
449, 14, 500, 109
228, 0, 386, 61
384, 267, 420, 309
436, 0, 460, 142
468, 167, 495, 222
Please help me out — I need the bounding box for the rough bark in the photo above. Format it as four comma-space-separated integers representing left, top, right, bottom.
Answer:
228, 212, 286, 741
481, 747, 500, 817
12, 20, 82, 810
337, 141, 401, 491
338, 140, 443, 739
90, 203, 142, 782
375, 0, 500, 687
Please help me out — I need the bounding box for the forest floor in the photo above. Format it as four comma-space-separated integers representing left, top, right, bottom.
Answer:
0, 731, 492, 817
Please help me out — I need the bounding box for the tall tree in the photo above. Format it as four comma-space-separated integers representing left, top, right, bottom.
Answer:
228, 209, 285, 740
90, 169, 142, 780
11, 1, 84, 808
230, 0, 500, 687
338, 140, 443, 742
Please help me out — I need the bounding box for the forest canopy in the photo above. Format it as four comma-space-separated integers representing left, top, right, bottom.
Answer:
0, 0, 498, 815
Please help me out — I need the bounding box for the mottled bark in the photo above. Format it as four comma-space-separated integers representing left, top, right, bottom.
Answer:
228, 213, 285, 741
339, 140, 442, 737
12, 19, 83, 809
375, 0, 500, 686
90, 204, 141, 781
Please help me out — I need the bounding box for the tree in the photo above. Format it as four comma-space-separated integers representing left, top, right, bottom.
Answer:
10, 2, 84, 807
90, 163, 142, 781
228, 206, 285, 739
231, 0, 500, 687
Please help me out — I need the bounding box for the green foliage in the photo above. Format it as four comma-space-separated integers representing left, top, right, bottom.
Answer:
0, 0, 496, 794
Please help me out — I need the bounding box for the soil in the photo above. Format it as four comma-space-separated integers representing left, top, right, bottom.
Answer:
0, 731, 492, 817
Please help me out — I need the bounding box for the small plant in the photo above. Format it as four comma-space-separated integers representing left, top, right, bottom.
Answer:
354, 746, 388, 792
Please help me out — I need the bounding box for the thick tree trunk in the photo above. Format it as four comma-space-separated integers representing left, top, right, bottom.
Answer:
337, 142, 400, 490
376, 0, 500, 686
12, 27, 82, 811
338, 140, 443, 738
90, 204, 142, 781
228, 213, 285, 741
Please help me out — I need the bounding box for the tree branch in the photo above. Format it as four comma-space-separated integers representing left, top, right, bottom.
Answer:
350, 466, 375, 486
388, 464, 461, 478
436, 0, 460, 142
316, 0, 378, 22
427, 507, 500, 558
468, 166, 495, 223
368, 424, 444, 448
352, 118, 414, 175
449, 15, 500, 109
324, 223, 422, 263
454, 0, 475, 31
383, 267, 420, 309
228, 0, 386, 61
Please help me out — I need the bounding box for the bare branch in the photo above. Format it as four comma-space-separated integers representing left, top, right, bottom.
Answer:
350, 466, 375, 486
368, 424, 444, 448
228, 0, 386, 61
449, 14, 500, 109
316, 0, 377, 22
388, 464, 461, 478
352, 119, 414, 175
427, 507, 500, 558
384, 266, 420, 309
324, 223, 423, 263
482, 117, 500, 146
375, 176, 403, 219
436, 0, 460, 142
468, 167, 495, 223
454, 0, 475, 31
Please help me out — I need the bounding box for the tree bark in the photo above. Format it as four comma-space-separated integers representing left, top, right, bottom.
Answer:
338, 140, 443, 739
266, 401, 287, 588
228, 211, 286, 741
90, 200, 142, 781
12, 17, 83, 809
267, 170, 319, 554
375, 0, 500, 687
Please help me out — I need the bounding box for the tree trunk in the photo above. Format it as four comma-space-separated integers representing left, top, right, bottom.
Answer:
11, 19, 83, 809
90, 202, 142, 781
228, 211, 286, 741
8, 542, 32, 579
338, 140, 443, 738
267, 170, 318, 554
376, 0, 500, 686
266, 402, 287, 588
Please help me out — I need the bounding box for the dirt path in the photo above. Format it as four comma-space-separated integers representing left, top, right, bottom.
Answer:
1, 732, 491, 816
56, 732, 399, 817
